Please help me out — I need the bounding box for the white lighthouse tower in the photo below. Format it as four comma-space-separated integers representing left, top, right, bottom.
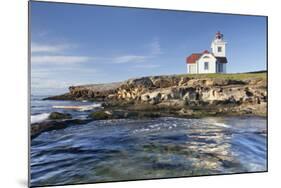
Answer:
211, 31, 227, 57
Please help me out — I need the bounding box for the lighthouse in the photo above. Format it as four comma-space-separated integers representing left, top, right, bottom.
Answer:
186, 31, 228, 74
211, 31, 227, 57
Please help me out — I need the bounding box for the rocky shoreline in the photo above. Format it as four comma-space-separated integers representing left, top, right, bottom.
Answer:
32, 72, 267, 138
45, 72, 267, 116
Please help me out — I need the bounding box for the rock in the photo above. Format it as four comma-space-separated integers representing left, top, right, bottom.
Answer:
31, 119, 92, 139
204, 79, 215, 86
151, 77, 174, 88
178, 77, 190, 86
43, 93, 75, 100
49, 112, 72, 120
142, 112, 161, 118
243, 108, 253, 114
88, 110, 112, 120
126, 77, 154, 88
46, 72, 267, 116
178, 108, 194, 116
107, 94, 116, 99
125, 111, 139, 118
183, 88, 198, 101
157, 100, 185, 109
111, 110, 127, 119
68, 82, 123, 101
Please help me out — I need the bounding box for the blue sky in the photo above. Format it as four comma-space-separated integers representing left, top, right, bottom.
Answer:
30, 1, 267, 94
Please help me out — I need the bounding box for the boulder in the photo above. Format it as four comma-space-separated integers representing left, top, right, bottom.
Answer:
88, 110, 112, 120
31, 119, 92, 139
178, 77, 190, 86
178, 108, 194, 116
48, 112, 72, 120
126, 77, 154, 88
151, 77, 173, 88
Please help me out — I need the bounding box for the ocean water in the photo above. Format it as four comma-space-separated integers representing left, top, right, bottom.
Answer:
30, 95, 101, 123
30, 95, 267, 187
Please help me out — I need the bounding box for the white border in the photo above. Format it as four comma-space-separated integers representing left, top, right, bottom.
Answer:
1, 0, 280, 188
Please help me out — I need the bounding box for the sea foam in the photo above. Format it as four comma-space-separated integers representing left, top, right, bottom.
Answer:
52, 103, 102, 111
212, 122, 230, 128
31, 113, 50, 124
78, 104, 102, 111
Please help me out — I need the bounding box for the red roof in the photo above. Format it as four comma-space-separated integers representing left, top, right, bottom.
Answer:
186, 53, 201, 64
186, 50, 210, 64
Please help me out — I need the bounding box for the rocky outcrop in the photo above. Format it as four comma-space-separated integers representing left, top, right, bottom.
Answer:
115, 74, 266, 115
45, 82, 123, 101
31, 119, 92, 139
68, 82, 123, 101
45, 73, 267, 116
43, 92, 75, 100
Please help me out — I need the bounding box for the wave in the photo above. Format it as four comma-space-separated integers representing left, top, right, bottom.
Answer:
212, 122, 230, 128
52, 103, 102, 112
202, 118, 231, 128
31, 113, 50, 124
78, 104, 102, 111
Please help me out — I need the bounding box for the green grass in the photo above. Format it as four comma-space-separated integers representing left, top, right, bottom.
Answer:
176, 72, 267, 80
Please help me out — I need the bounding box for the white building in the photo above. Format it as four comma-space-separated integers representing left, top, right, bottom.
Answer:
186, 32, 228, 74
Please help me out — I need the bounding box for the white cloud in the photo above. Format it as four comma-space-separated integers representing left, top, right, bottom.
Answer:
31, 55, 92, 64
31, 67, 97, 80
31, 75, 91, 90
31, 66, 99, 87
31, 43, 73, 53
108, 39, 163, 65
150, 38, 162, 55
109, 38, 162, 65
31, 41, 91, 64
31, 78, 67, 89
113, 55, 149, 64
133, 64, 160, 68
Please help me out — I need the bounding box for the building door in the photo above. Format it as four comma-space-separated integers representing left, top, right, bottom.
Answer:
217, 63, 223, 73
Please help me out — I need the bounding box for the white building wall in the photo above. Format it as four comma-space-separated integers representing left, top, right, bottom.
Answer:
187, 64, 197, 74
197, 54, 217, 74
211, 40, 227, 57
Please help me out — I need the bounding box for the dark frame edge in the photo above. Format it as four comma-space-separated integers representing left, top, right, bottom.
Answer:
28, 1, 31, 187
265, 16, 269, 172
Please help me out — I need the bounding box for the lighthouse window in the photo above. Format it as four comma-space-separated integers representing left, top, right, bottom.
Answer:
218, 47, 222, 52
204, 62, 209, 70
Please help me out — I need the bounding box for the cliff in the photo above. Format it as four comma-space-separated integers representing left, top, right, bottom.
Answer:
45, 72, 267, 117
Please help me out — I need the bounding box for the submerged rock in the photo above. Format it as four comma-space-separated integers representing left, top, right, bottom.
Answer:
31, 119, 92, 139
88, 110, 112, 120
49, 112, 72, 120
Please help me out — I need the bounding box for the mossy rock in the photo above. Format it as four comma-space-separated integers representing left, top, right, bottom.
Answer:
125, 111, 139, 118
143, 112, 161, 118
48, 112, 72, 120
88, 110, 111, 120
